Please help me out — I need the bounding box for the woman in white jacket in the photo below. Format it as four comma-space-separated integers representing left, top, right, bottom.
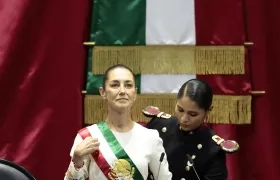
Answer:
64, 64, 172, 180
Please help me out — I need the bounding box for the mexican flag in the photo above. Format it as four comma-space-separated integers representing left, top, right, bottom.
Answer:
84, 0, 251, 124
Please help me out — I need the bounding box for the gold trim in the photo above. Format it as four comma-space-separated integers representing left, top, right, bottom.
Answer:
84, 94, 251, 124
83, 42, 95, 46
83, 41, 253, 47
83, 41, 254, 46
244, 42, 254, 46
251, 91, 265, 95
84, 41, 254, 47
91, 45, 245, 75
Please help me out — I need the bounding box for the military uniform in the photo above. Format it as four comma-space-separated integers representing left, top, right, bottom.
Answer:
143, 106, 240, 180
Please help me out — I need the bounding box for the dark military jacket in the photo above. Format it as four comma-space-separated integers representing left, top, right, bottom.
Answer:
146, 115, 229, 180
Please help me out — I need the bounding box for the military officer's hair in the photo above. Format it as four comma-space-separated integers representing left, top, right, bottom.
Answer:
177, 79, 213, 111
102, 64, 136, 89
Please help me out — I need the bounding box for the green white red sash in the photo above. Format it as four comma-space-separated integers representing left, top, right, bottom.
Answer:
78, 127, 111, 179
78, 121, 144, 180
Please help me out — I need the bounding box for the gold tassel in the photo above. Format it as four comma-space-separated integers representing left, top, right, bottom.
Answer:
195, 46, 245, 74
84, 94, 251, 125
92, 45, 245, 75
208, 95, 251, 124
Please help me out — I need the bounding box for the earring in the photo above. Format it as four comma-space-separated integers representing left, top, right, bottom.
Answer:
204, 116, 208, 123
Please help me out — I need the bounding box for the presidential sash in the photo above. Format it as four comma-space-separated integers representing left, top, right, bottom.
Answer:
78, 121, 144, 180
78, 127, 111, 179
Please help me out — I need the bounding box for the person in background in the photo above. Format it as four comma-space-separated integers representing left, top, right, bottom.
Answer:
64, 64, 172, 180
143, 79, 239, 180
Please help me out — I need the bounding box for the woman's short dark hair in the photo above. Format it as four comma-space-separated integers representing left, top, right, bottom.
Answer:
177, 79, 213, 111
102, 64, 135, 89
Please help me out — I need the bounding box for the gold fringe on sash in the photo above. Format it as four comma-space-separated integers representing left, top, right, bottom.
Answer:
92, 45, 245, 75
84, 94, 251, 125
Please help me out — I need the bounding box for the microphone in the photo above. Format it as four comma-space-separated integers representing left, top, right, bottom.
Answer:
156, 152, 165, 180
187, 154, 201, 180
186, 154, 212, 180
160, 152, 165, 161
